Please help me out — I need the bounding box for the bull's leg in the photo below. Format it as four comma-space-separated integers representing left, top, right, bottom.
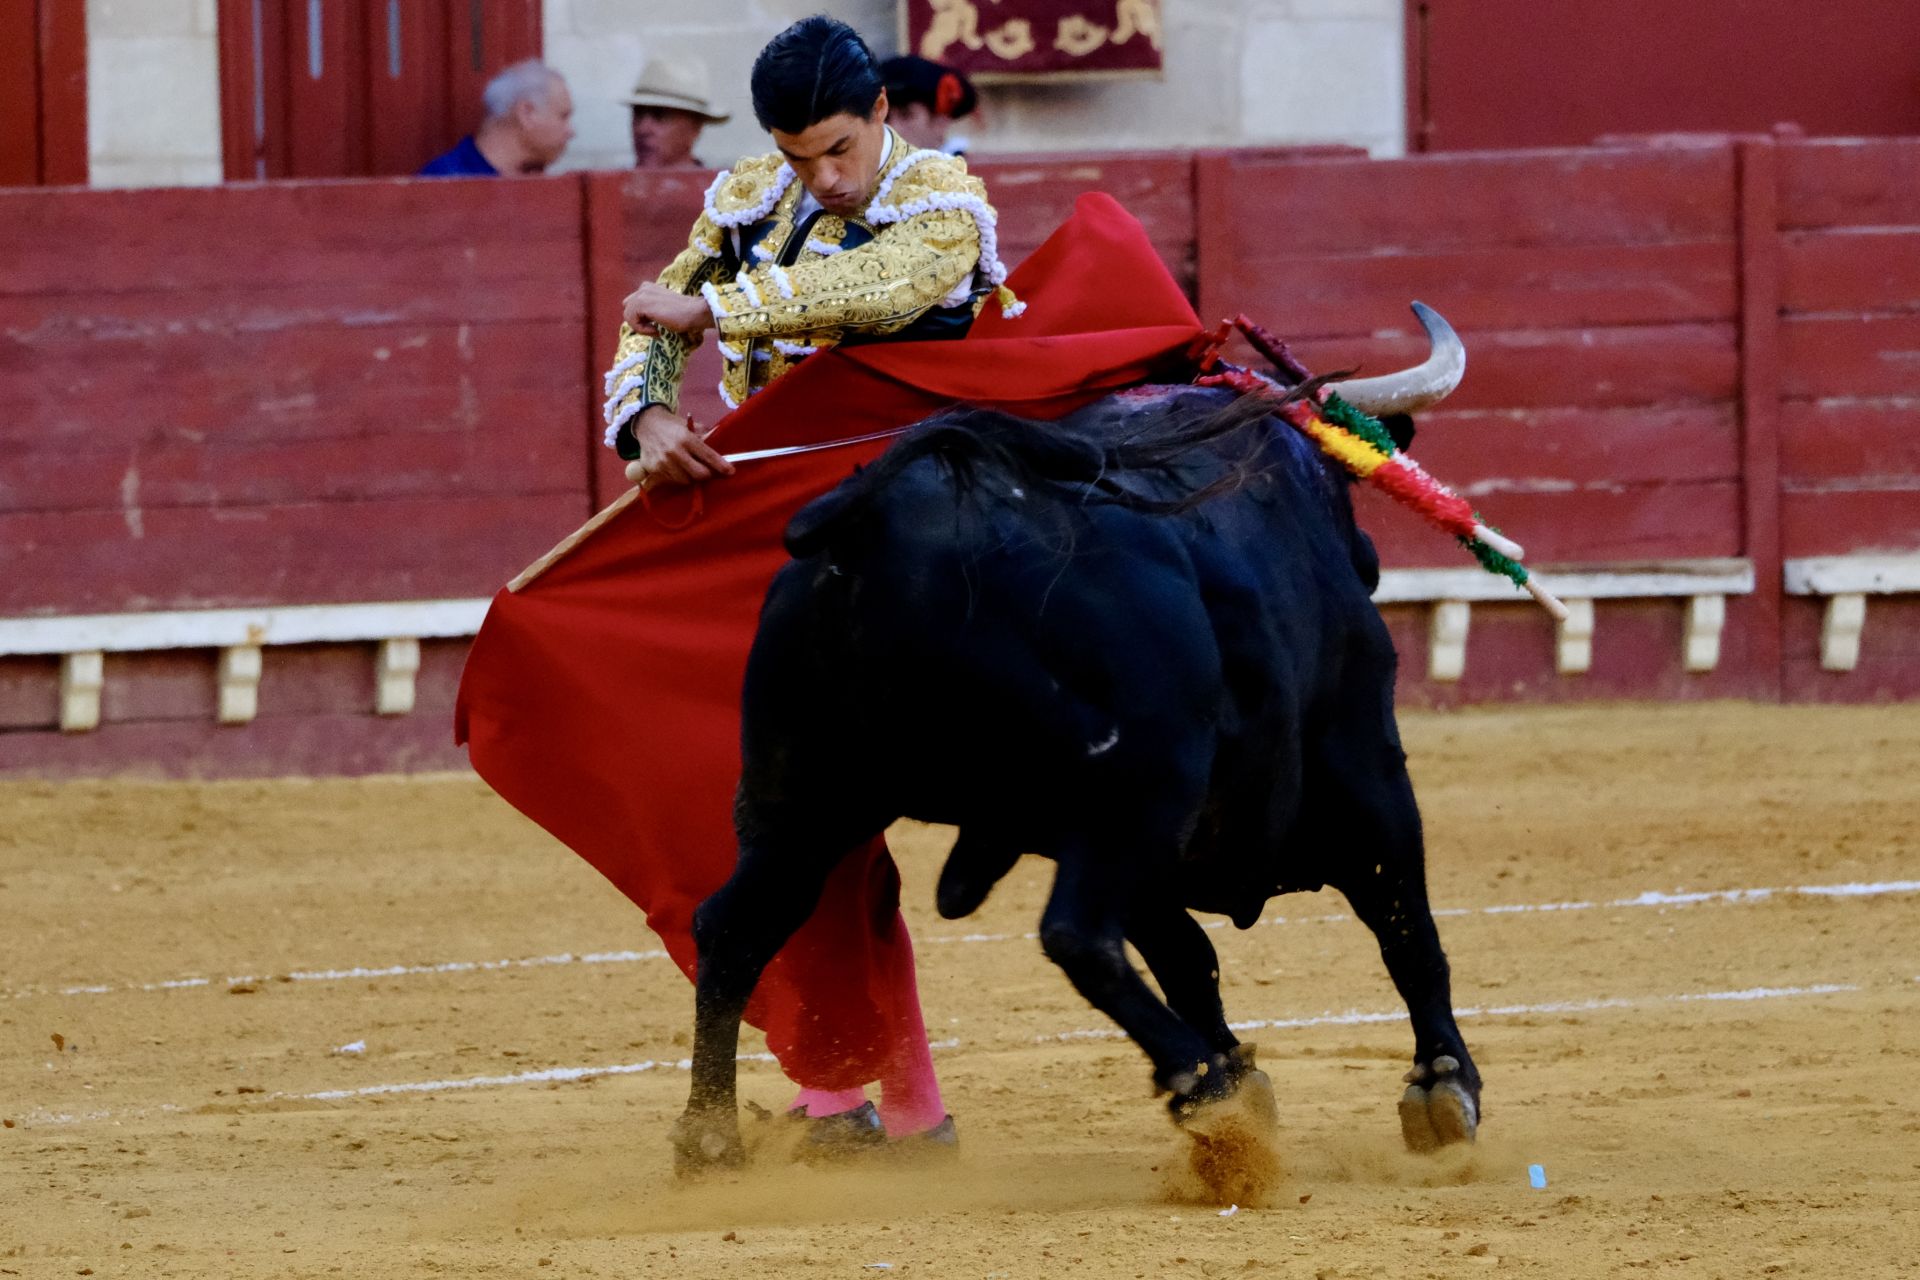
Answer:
1125, 901, 1238, 1058
1039, 854, 1238, 1116
1314, 735, 1481, 1151
676, 823, 877, 1173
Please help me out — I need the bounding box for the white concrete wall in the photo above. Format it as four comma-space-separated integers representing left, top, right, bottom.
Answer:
87, 0, 224, 188
78, 0, 1403, 187
545, 0, 1405, 172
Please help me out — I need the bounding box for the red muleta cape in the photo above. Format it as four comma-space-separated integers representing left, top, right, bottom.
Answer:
454, 194, 1204, 1088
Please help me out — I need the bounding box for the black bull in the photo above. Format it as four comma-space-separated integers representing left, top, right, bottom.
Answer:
672, 374, 1482, 1171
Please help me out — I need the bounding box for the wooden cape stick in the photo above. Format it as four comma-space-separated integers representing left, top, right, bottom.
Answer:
504, 425, 913, 594
508, 484, 646, 594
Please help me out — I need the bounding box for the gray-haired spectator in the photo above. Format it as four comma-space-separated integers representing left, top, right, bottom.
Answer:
420, 60, 575, 177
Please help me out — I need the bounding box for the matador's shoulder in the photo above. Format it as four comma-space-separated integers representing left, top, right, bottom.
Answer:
704, 152, 796, 228
869, 148, 990, 215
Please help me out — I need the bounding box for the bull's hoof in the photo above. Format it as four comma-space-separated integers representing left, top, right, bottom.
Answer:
1398, 1055, 1479, 1153
791, 1099, 887, 1164
1172, 1047, 1283, 1206
670, 1110, 747, 1176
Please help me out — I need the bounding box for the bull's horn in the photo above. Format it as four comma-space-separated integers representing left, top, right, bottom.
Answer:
1334, 302, 1465, 416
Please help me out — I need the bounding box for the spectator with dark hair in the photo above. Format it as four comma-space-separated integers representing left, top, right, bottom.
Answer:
879, 55, 978, 154
419, 60, 574, 177
598, 13, 1026, 1155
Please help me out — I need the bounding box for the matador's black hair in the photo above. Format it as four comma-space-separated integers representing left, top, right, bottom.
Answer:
750, 16, 884, 134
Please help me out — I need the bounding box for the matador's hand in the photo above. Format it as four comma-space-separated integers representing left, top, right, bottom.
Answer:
625, 406, 735, 486
623, 282, 715, 337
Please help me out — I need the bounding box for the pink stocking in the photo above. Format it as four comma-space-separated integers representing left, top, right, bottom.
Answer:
875, 923, 948, 1137
788, 1085, 867, 1117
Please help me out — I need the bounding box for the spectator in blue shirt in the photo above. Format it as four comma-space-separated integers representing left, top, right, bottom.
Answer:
421, 61, 575, 177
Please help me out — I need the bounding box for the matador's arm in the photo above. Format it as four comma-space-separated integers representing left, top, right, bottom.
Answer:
602, 213, 729, 459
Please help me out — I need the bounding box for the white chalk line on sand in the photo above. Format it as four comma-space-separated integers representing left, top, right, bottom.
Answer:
14, 982, 1895, 1129
9, 878, 1918, 1005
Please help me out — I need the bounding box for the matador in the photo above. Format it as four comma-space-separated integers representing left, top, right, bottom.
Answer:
593, 15, 1022, 1151
602, 93, 1017, 482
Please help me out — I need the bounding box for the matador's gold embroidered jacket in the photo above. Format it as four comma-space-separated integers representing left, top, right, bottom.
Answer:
602, 128, 1018, 459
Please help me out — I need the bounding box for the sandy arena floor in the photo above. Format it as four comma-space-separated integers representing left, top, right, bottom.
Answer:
2, 702, 1917, 1278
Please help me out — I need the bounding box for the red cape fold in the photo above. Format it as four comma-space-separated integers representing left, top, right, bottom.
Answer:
454, 193, 1203, 1088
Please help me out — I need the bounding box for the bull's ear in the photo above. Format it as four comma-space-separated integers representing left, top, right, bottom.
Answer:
1381, 413, 1416, 452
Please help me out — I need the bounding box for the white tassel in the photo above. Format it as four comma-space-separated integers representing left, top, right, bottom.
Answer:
602, 373, 644, 422
603, 396, 646, 448
603, 351, 645, 397
704, 163, 795, 228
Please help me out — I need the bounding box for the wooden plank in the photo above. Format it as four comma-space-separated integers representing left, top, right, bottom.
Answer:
1409, 405, 1742, 487
1283, 322, 1739, 412
1356, 481, 1744, 567
1777, 138, 1920, 231
0, 705, 470, 779
1736, 137, 1783, 698
0, 178, 587, 295
1780, 488, 1920, 560
971, 153, 1196, 291
1216, 241, 1738, 335
216, 0, 257, 181
365, 0, 455, 176
0, 600, 492, 656
99, 649, 217, 723
287, 0, 369, 177
1374, 559, 1752, 603
1781, 229, 1920, 314
0, 495, 582, 615
0, 654, 58, 729
0, 320, 585, 449
37, 0, 87, 185
1779, 400, 1920, 484
0, 0, 40, 187
1206, 146, 1737, 258
0, 420, 584, 515
1780, 314, 1920, 400
1785, 555, 1920, 595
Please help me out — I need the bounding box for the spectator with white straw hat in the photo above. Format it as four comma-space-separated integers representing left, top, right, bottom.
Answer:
623, 56, 731, 169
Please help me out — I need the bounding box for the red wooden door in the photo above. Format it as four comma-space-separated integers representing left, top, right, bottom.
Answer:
1409, 0, 1920, 152
217, 0, 542, 180
0, 0, 86, 186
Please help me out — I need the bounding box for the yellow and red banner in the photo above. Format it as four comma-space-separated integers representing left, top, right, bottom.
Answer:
902, 0, 1164, 80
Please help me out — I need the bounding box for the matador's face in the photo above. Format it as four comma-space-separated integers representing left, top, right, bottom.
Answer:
770, 91, 893, 218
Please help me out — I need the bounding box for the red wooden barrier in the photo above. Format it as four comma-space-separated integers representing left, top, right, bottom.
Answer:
1197, 145, 1748, 577
3, 137, 1918, 777
0, 178, 592, 615
1774, 138, 1920, 699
